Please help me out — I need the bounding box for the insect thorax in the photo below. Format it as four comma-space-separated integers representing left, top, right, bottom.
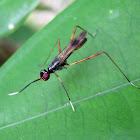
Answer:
48, 57, 66, 73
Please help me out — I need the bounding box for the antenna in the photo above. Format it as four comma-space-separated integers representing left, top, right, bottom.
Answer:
8, 78, 40, 96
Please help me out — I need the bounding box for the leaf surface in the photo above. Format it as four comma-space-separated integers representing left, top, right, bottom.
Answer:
0, 0, 140, 139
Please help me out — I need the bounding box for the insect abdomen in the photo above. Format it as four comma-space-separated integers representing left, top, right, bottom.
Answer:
75, 37, 87, 50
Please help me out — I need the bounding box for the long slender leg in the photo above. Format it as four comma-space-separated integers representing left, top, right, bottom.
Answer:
71, 26, 98, 40
54, 72, 75, 112
67, 51, 140, 89
39, 39, 61, 66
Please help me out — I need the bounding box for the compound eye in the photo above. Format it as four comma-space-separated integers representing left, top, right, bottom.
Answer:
43, 73, 50, 81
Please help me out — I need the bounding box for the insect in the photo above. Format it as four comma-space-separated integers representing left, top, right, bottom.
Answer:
9, 26, 140, 112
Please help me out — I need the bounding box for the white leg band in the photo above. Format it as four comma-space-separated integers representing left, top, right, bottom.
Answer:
70, 101, 75, 112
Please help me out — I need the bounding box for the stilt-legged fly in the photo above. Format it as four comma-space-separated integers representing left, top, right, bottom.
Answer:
9, 26, 140, 112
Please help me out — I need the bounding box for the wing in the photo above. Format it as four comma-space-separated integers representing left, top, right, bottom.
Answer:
48, 30, 88, 72
58, 30, 88, 64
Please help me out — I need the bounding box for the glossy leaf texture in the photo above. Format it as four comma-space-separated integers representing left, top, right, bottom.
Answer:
0, 0, 140, 139
0, 0, 39, 38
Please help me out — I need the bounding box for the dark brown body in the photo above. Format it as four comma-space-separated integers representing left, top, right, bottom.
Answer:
48, 30, 88, 73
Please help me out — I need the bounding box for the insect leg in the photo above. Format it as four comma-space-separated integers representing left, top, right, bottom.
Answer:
54, 72, 75, 112
67, 51, 140, 89
71, 26, 78, 40
39, 39, 61, 66
71, 26, 98, 40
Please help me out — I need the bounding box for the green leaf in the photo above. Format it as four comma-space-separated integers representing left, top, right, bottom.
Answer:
0, 0, 140, 139
0, 0, 39, 38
